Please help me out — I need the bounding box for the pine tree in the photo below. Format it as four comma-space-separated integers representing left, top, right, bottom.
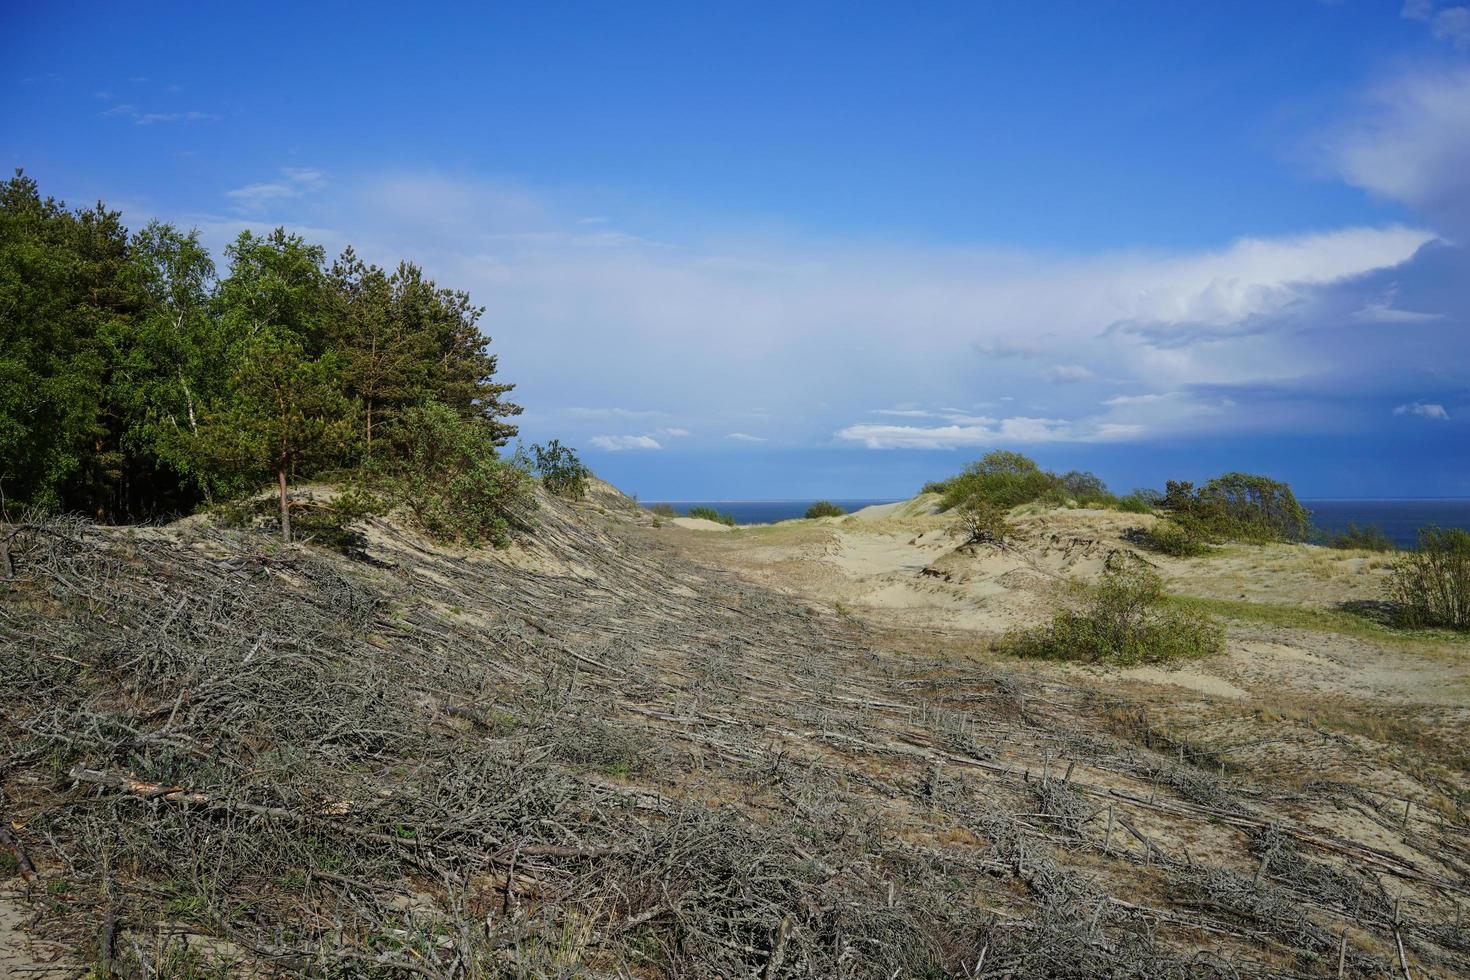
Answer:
197, 331, 355, 541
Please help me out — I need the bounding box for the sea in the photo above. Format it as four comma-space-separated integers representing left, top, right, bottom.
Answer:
1300, 499, 1470, 549
645, 497, 1470, 548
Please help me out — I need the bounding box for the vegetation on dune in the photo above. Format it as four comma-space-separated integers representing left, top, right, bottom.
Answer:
0, 170, 552, 545
925, 451, 1123, 514
647, 502, 678, 517
1004, 559, 1224, 665
955, 497, 1017, 544
530, 438, 592, 500
1324, 522, 1395, 552
1390, 526, 1470, 631
924, 454, 1310, 557
1159, 473, 1310, 544
804, 500, 845, 519
687, 505, 737, 526
377, 401, 535, 547
1133, 520, 1212, 557
1115, 493, 1155, 514
1127, 473, 1310, 557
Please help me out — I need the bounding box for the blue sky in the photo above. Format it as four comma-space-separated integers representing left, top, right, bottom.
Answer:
5, 1, 1469, 499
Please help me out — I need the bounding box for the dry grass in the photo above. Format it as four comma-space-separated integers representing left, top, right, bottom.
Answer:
3, 502, 1469, 978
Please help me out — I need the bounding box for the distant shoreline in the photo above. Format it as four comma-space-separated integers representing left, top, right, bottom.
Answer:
643, 497, 1470, 548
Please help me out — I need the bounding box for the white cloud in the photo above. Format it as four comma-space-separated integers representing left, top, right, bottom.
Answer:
1330, 66, 1470, 236
589, 434, 663, 451
657, 427, 691, 437
1394, 401, 1451, 419
1044, 364, 1098, 384
1350, 301, 1445, 324
836, 417, 1079, 449
1402, 1, 1470, 49
226, 168, 328, 211
1103, 392, 1175, 407
173, 170, 1439, 453
727, 432, 766, 442
103, 104, 218, 125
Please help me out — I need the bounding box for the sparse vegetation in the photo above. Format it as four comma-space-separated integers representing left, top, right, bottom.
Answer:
955, 497, 1016, 544
1390, 526, 1470, 630
1325, 522, 1395, 552
1134, 520, 1211, 557
804, 500, 845, 519
687, 505, 737, 526
531, 439, 592, 499
927, 450, 1122, 513
1004, 559, 1224, 665
1161, 473, 1310, 544
1116, 494, 1154, 514
648, 502, 678, 517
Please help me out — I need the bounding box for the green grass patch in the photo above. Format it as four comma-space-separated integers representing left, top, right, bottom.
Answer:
1165, 594, 1470, 651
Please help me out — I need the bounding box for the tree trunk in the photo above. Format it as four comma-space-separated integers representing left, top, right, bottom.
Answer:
278, 468, 291, 543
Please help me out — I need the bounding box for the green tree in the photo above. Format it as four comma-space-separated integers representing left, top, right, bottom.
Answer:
1163, 473, 1310, 543
531, 440, 591, 499
377, 401, 533, 546
196, 332, 355, 541
0, 171, 133, 516
98, 222, 223, 515
327, 250, 431, 453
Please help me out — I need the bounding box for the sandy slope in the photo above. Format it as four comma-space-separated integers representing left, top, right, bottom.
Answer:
4, 490, 1467, 975
666, 493, 1470, 818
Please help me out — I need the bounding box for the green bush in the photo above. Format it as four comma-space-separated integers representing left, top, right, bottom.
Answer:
1135, 521, 1210, 557
377, 402, 534, 547
687, 506, 736, 526
1003, 559, 1224, 666
955, 498, 1016, 544
1161, 473, 1310, 543
647, 502, 677, 517
939, 451, 1058, 511
1116, 494, 1154, 514
1325, 523, 1394, 552
531, 439, 591, 499
925, 454, 1121, 511
1389, 526, 1470, 630
804, 500, 845, 519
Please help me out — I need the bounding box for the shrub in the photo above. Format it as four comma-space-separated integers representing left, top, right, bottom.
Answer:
1055, 470, 1116, 507
930, 451, 1116, 512
378, 402, 534, 547
1161, 473, 1310, 543
1135, 521, 1210, 557
1326, 523, 1394, 552
955, 498, 1016, 544
1116, 494, 1154, 514
530, 440, 591, 499
648, 502, 677, 517
804, 500, 845, 519
937, 451, 1056, 511
1389, 526, 1470, 630
1003, 559, 1224, 665
289, 485, 388, 551
687, 506, 736, 526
